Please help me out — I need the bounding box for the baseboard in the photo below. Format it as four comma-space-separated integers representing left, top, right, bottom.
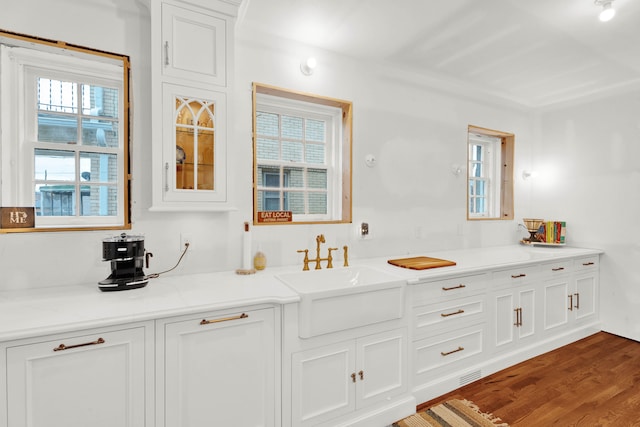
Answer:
323, 395, 416, 427
412, 324, 601, 404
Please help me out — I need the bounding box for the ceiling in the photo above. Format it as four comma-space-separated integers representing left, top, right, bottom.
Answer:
238, 0, 640, 109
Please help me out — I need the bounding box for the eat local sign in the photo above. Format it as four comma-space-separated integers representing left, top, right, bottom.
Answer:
257, 211, 292, 223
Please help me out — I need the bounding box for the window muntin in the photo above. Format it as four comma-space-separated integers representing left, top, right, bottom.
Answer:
467, 125, 514, 220
0, 31, 129, 231
253, 83, 352, 225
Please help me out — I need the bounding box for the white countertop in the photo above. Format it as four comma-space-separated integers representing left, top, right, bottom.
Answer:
0, 244, 603, 341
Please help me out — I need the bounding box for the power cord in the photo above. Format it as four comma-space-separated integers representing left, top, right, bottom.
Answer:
147, 242, 190, 279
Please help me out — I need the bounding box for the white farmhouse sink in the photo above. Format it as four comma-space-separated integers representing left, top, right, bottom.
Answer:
276, 266, 406, 338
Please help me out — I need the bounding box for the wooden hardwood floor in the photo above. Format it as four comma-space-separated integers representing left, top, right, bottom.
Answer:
417, 332, 640, 426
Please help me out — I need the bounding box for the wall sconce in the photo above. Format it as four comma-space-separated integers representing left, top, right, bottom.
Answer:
300, 57, 317, 76
522, 170, 538, 180
595, 0, 616, 22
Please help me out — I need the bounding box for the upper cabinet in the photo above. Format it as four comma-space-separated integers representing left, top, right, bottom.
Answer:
150, 0, 240, 211
161, 3, 227, 86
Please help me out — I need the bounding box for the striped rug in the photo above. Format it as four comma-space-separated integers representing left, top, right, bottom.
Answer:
393, 399, 509, 427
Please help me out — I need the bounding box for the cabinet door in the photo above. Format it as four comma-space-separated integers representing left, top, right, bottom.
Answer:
161, 83, 227, 203
356, 329, 407, 408
161, 2, 226, 86
494, 292, 515, 349
160, 308, 275, 427
574, 274, 597, 322
6, 327, 148, 427
543, 279, 570, 333
493, 287, 536, 351
291, 341, 356, 427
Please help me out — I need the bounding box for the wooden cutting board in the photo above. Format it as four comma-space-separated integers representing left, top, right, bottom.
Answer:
387, 256, 456, 270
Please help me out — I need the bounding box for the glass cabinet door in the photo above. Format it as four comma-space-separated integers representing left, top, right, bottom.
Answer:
175, 97, 215, 191
162, 83, 226, 204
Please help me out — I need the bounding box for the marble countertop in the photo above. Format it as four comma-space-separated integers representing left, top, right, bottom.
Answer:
0, 244, 603, 341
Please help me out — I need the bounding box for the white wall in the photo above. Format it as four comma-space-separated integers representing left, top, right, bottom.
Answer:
0, 0, 535, 291
534, 94, 640, 341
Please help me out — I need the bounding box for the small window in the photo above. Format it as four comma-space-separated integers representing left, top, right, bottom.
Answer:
252, 83, 352, 225
467, 125, 514, 220
0, 30, 130, 232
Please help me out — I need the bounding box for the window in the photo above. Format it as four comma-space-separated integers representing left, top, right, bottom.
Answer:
252, 83, 352, 225
467, 125, 514, 220
0, 30, 130, 231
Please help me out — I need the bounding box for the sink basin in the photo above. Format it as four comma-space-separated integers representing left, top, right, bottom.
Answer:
276, 266, 405, 338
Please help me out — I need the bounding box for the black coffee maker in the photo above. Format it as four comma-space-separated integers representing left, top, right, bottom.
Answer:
99, 233, 152, 291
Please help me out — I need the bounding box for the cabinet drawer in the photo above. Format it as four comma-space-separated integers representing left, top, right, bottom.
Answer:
411, 274, 488, 306
492, 264, 540, 288
413, 327, 483, 382
575, 256, 599, 272
540, 260, 573, 278
413, 296, 485, 338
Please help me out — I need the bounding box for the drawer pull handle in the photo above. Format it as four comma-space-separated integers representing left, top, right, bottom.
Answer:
441, 346, 464, 356
574, 292, 580, 309
582, 262, 595, 266
53, 337, 105, 352
552, 267, 565, 271
442, 284, 466, 291
200, 313, 248, 325
359, 370, 364, 380
441, 309, 465, 318
511, 274, 526, 279
568, 294, 573, 311
351, 373, 356, 383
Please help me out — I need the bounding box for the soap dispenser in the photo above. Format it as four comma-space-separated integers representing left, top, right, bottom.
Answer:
254, 246, 266, 271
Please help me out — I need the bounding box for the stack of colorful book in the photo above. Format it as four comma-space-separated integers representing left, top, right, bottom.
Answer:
537, 221, 566, 244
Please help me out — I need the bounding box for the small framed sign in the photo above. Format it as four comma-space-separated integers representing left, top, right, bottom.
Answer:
257, 211, 292, 224
1, 207, 35, 229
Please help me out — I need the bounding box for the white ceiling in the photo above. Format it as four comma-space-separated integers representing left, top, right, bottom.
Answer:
238, 0, 640, 109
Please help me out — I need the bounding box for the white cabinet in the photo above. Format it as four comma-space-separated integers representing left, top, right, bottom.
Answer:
491, 264, 540, 352
410, 273, 487, 397
161, 2, 227, 85
156, 307, 278, 427
2, 323, 152, 427
543, 257, 599, 335
150, 0, 239, 210
290, 328, 407, 427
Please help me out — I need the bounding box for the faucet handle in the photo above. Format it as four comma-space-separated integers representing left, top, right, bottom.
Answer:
327, 247, 338, 269
297, 249, 310, 271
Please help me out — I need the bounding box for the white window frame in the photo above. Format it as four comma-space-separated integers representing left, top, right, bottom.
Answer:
255, 94, 342, 222
468, 133, 501, 218
0, 42, 127, 230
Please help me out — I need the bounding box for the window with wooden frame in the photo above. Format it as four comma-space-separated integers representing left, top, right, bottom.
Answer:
0, 30, 130, 232
252, 83, 352, 225
467, 125, 514, 220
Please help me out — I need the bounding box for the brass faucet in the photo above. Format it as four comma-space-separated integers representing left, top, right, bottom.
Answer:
297, 234, 341, 271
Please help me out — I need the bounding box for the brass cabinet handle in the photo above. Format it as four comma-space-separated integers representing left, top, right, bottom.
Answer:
582, 262, 595, 266
574, 293, 580, 309
552, 267, 565, 271
513, 307, 523, 327
351, 373, 356, 383
442, 284, 466, 291
441, 309, 465, 318
568, 294, 574, 311
200, 313, 248, 325
511, 274, 526, 279
358, 370, 364, 380
441, 346, 464, 356
53, 337, 105, 352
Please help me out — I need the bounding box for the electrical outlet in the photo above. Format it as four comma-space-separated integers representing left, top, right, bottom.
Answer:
180, 233, 193, 251
359, 222, 372, 239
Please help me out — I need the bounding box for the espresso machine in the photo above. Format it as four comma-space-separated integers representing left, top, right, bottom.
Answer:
99, 233, 152, 291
